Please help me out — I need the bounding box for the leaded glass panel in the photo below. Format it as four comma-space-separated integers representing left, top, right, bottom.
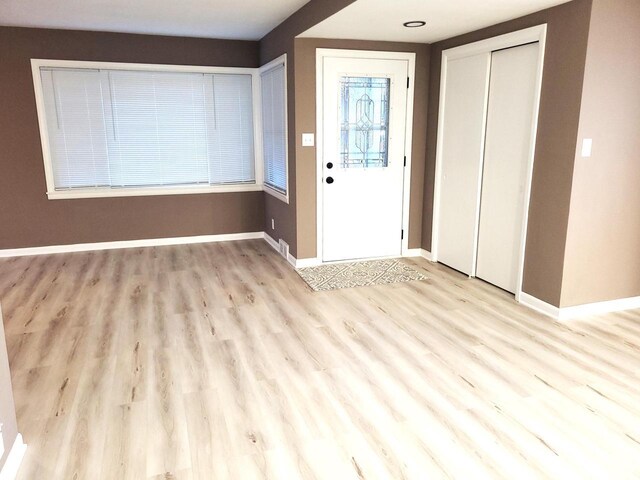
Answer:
339, 77, 390, 168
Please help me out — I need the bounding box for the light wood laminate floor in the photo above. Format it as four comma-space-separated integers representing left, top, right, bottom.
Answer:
1, 239, 639, 479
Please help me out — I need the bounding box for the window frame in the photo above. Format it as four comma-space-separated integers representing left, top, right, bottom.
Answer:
258, 55, 289, 204
31, 58, 266, 200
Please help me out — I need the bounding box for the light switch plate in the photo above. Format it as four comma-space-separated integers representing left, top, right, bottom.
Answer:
581, 138, 593, 157
302, 133, 315, 147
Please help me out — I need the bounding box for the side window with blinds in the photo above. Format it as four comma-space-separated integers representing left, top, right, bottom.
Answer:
38, 66, 255, 195
260, 63, 288, 199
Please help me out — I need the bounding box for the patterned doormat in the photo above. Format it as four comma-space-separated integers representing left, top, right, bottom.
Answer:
296, 259, 427, 291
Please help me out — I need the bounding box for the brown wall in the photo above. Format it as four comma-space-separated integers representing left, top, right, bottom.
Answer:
560, 0, 640, 307
0, 27, 264, 250
293, 38, 430, 259
260, 0, 357, 257
423, 0, 593, 306
0, 305, 18, 471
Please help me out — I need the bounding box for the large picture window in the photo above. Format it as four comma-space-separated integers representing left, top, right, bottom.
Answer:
33, 58, 289, 201
39, 66, 255, 193
33, 60, 266, 199
260, 61, 288, 201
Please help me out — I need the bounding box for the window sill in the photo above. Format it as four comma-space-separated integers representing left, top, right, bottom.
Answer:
264, 185, 289, 204
46, 183, 263, 200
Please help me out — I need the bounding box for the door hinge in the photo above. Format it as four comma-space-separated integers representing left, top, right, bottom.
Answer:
404, 156, 407, 167
401, 229, 404, 240
407, 77, 410, 88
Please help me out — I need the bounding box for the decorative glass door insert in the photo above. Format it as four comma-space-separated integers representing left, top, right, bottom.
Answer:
339, 77, 390, 168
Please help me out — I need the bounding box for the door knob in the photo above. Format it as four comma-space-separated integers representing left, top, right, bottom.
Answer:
326, 177, 334, 184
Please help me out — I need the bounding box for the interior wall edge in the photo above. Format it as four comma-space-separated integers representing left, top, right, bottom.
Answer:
0, 305, 20, 473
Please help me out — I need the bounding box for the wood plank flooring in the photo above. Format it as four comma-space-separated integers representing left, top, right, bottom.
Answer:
1, 239, 639, 479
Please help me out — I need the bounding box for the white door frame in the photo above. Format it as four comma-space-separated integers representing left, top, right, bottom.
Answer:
316, 48, 416, 263
431, 24, 547, 302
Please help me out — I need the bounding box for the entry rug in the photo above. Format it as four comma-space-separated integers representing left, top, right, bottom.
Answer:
297, 259, 427, 291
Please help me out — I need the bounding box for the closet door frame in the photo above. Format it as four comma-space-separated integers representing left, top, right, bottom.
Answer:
431, 24, 547, 302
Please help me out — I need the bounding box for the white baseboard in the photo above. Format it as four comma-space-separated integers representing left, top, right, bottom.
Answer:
266, 239, 431, 269
289, 256, 321, 268
0, 434, 26, 480
289, 250, 430, 269
519, 292, 561, 319
264, 233, 321, 268
263, 232, 279, 251
519, 292, 640, 320
401, 248, 433, 261
420, 249, 433, 261
0, 232, 265, 258
559, 295, 640, 320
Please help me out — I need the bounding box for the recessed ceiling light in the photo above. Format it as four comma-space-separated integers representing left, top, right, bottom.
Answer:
403, 21, 426, 28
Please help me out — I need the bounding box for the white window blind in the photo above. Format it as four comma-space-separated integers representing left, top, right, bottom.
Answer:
40, 69, 111, 189
39, 67, 255, 191
261, 64, 287, 194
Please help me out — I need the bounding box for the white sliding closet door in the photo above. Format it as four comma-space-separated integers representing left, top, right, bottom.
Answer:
476, 43, 539, 292
436, 53, 491, 275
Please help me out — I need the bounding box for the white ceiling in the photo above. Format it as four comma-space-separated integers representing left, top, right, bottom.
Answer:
0, 0, 310, 40
300, 0, 572, 43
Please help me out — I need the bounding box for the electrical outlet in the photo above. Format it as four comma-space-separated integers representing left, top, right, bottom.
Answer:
271, 218, 275, 230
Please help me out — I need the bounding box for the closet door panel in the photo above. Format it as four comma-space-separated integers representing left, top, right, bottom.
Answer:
437, 53, 491, 275
476, 43, 539, 292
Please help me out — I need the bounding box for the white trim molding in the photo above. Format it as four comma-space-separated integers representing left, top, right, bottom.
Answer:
431, 24, 548, 303
0, 229, 427, 271
519, 292, 561, 319
520, 292, 640, 320
0, 232, 264, 258
263, 232, 280, 252
315, 48, 417, 262
45, 183, 263, 200
559, 296, 640, 320
263, 233, 322, 269
31, 57, 290, 202
289, 256, 322, 269
0, 434, 27, 480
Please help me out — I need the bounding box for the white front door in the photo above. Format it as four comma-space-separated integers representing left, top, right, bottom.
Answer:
321, 56, 408, 262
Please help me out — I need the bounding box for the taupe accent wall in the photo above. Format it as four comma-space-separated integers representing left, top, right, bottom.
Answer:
422, 0, 593, 307
0, 27, 264, 250
293, 38, 430, 259
260, 0, 357, 257
560, 0, 640, 307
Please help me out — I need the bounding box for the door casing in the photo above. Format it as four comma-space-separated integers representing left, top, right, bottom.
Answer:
431, 25, 548, 302
316, 49, 416, 264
